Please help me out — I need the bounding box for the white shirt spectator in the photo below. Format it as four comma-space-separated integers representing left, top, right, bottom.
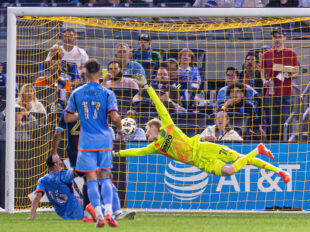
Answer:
200, 125, 243, 141
46, 45, 88, 68
193, 0, 234, 7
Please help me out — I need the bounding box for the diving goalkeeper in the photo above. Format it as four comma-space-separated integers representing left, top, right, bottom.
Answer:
113, 78, 290, 183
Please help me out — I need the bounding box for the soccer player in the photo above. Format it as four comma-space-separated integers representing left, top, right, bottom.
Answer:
113, 79, 291, 183
28, 155, 84, 220
51, 114, 136, 221
64, 58, 122, 228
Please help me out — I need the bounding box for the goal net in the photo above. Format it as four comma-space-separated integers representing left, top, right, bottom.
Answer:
4, 8, 310, 212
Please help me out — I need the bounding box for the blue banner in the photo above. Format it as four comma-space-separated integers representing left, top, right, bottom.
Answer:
125, 142, 310, 211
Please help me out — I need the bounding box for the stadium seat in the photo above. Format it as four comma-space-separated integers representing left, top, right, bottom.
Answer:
110, 88, 139, 101
227, 112, 250, 134
136, 111, 158, 126
133, 99, 154, 112
158, 2, 191, 7
0, 99, 6, 112
177, 124, 199, 137
84, 3, 117, 7
122, 2, 153, 7
117, 99, 131, 115
141, 61, 157, 82
170, 112, 208, 128
34, 86, 57, 105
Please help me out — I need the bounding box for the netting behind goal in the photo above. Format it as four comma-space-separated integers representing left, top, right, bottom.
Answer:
9, 14, 310, 212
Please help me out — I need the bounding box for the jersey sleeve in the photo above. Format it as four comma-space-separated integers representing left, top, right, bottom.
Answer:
60, 170, 74, 184
66, 92, 77, 114
107, 90, 118, 113
36, 177, 45, 193
119, 142, 157, 157
147, 87, 173, 126
133, 62, 146, 76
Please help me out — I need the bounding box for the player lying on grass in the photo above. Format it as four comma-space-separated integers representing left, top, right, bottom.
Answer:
113, 83, 291, 183
52, 113, 136, 221
28, 155, 135, 221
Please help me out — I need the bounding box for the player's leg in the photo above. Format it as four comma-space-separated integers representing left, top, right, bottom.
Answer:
98, 150, 118, 227
75, 151, 105, 227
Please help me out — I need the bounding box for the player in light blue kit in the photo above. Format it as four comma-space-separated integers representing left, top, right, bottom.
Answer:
28, 155, 84, 220
64, 58, 123, 228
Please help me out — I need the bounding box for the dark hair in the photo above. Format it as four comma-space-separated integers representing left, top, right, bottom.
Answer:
85, 58, 101, 75
227, 82, 246, 96
46, 156, 55, 168
226, 67, 239, 77
107, 60, 122, 69
245, 51, 259, 62
62, 28, 75, 35
167, 58, 179, 69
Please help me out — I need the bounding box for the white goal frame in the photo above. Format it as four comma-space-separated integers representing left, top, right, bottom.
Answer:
6, 7, 310, 213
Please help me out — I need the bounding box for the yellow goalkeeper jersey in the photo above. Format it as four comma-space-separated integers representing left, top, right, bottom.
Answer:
119, 87, 201, 165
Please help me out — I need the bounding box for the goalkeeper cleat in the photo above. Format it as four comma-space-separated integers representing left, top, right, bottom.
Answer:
83, 215, 95, 223
105, 215, 118, 227
95, 218, 106, 228
278, 170, 291, 184
115, 211, 136, 220
85, 203, 96, 222
257, 143, 274, 159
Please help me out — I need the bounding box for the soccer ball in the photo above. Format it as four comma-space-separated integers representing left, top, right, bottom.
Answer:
121, 117, 137, 135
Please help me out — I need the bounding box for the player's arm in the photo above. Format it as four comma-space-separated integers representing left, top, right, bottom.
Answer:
28, 191, 43, 220
115, 143, 157, 157
107, 90, 123, 136
64, 91, 79, 123
147, 87, 173, 126
51, 115, 66, 156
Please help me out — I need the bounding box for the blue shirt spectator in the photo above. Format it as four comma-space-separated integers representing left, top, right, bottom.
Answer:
123, 60, 146, 77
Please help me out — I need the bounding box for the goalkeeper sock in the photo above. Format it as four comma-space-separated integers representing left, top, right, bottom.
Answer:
99, 177, 113, 215
232, 149, 258, 173
112, 185, 122, 213
250, 158, 278, 173
87, 180, 101, 209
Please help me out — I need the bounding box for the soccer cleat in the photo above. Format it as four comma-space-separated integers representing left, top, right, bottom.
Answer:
257, 143, 274, 159
105, 215, 118, 227
85, 203, 96, 222
278, 170, 291, 184
83, 215, 95, 223
115, 211, 136, 220
95, 218, 106, 228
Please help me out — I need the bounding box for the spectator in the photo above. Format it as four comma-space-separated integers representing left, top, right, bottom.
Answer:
132, 33, 161, 70
178, 48, 201, 107
216, 67, 258, 107
266, 0, 299, 7
0, 104, 38, 140
239, 52, 263, 96
46, 28, 88, 69
16, 84, 46, 115
223, 83, 265, 140
262, 27, 299, 140
0, 62, 18, 91
114, 43, 146, 88
152, 67, 186, 113
166, 58, 185, 104
299, 0, 310, 7
116, 110, 147, 141
200, 109, 243, 142
103, 60, 139, 90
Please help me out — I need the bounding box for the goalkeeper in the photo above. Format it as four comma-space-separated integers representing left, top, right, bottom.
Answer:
114, 78, 291, 183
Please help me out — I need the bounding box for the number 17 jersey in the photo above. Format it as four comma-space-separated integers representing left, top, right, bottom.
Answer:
66, 82, 118, 151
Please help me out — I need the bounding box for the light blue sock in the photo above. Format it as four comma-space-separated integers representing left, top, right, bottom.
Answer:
99, 177, 113, 205
87, 180, 100, 208
112, 185, 121, 213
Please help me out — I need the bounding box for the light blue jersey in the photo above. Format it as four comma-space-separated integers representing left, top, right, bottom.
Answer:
66, 82, 118, 151
123, 60, 146, 76
35, 170, 83, 220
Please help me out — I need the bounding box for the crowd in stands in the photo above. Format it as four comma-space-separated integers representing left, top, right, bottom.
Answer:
0, 0, 307, 143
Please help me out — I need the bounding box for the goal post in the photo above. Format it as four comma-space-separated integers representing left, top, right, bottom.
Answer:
5, 7, 310, 213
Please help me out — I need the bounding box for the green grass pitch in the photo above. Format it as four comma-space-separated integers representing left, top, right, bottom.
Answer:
1, 211, 310, 232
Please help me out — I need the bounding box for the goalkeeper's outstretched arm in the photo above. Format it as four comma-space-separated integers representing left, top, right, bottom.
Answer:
114, 143, 157, 157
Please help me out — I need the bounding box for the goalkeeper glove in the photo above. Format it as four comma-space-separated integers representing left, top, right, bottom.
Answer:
132, 73, 149, 88
112, 151, 120, 158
